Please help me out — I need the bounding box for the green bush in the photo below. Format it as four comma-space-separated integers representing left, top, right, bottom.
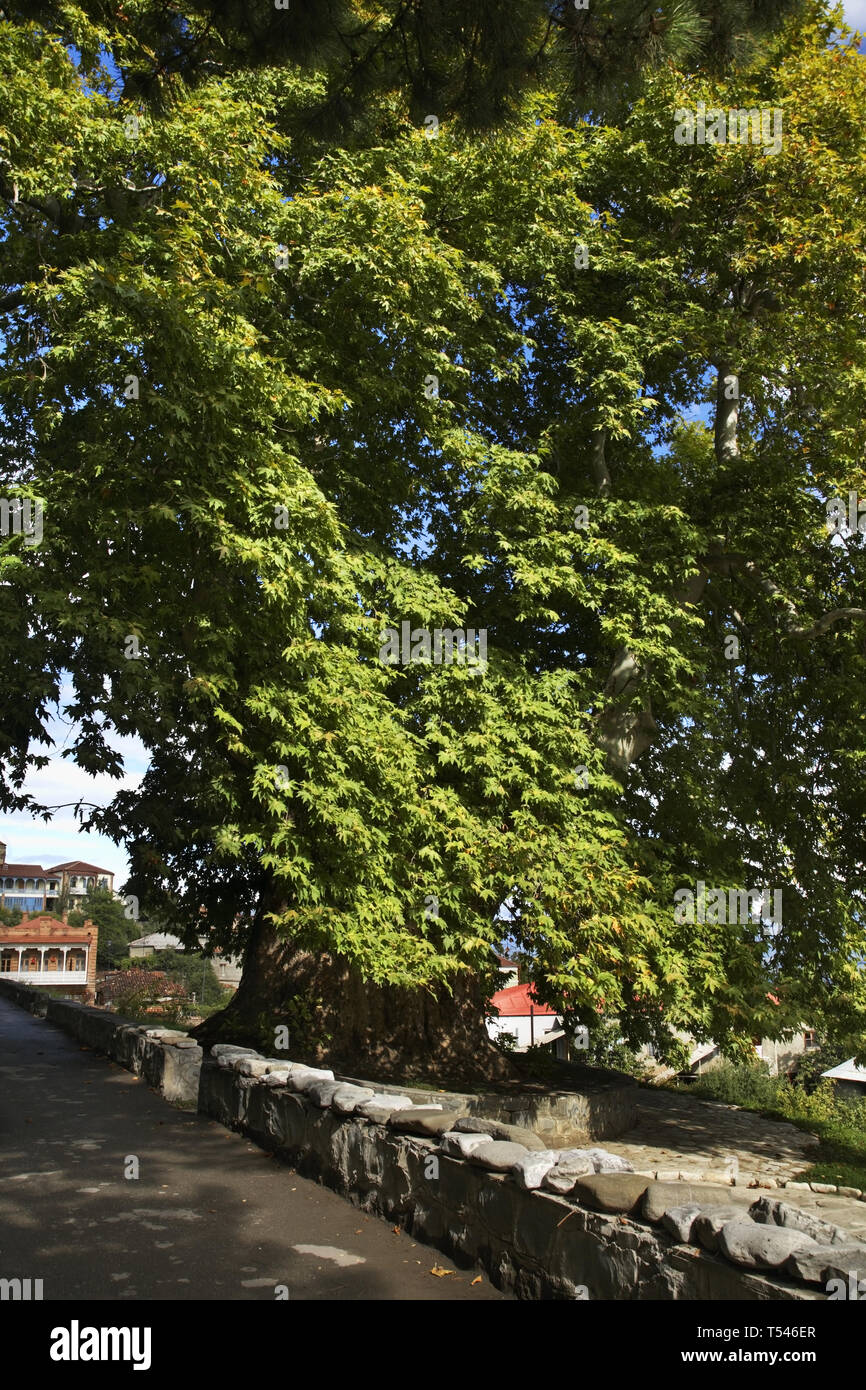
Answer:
674, 1059, 866, 1191
791, 1046, 851, 1093
583, 1018, 657, 1081
147, 949, 227, 1007
112, 984, 187, 1026
688, 1058, 781, 1109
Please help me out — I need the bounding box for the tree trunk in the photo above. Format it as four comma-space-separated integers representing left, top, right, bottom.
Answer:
193, 899, 516, 1088
592, 360, 743, 772
714, 361, 740, 464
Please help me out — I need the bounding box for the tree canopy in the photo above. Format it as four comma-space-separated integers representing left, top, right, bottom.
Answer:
4, 0, 812, 126
1, 0, 864, 1073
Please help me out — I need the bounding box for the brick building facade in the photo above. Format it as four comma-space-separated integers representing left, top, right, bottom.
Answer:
0, 916, 99, 1002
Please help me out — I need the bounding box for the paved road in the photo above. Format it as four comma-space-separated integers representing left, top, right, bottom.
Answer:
0, 997, 509, 1301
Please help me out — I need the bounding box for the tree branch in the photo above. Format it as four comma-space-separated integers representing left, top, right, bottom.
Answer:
590, 426, 610, 497
714, 359, 740, 464
737, 561, 866, 639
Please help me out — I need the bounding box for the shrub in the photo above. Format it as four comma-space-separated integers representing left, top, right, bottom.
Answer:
112, 984, 187, 1026
688, 1058, 781, 1109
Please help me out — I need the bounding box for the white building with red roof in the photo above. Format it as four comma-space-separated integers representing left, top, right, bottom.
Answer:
487, 981, 559, 1049
487, 981, 590, 1056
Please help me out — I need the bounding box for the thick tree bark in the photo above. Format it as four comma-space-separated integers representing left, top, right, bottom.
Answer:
193, 894, 516, 1087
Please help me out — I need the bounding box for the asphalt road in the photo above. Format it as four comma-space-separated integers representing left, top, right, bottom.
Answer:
0, 997, 510, 1301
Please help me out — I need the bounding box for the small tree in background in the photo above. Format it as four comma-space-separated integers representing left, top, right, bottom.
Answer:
147, 948, 227, 1009
66, 886, 141, 967
112, 981, 188, 1026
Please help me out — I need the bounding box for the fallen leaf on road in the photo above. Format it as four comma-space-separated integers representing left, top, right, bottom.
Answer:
392, 1226, 400, 1235
471, 1276, 482, 1285
430, 1265, 454, 1277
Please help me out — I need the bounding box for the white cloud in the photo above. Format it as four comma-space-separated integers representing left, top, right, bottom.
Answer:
2, 702, 148, 885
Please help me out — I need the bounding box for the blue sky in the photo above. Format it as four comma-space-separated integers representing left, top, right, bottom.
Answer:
4, 3, 865, 885
3, 679, 147, 884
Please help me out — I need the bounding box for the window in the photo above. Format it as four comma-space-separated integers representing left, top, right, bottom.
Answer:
804, 1030, 819, 1050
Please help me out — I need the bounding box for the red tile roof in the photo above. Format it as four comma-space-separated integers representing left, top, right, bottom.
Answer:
98, 969, 187, 1001
46, 861, 113, 875
0, 864, 51, 876
489, 982, 557, 1017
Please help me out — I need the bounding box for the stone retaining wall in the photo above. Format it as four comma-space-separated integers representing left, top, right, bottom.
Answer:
199, 1052, 866, 1300
3, 980, 863, 1300
337, 1073, 639, 1146
0, 978, 202, 1105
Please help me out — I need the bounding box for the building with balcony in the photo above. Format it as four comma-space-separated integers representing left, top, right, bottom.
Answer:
45, 860, 114, 899
0, 863, 62, 914
0, 843, 114, 915
0, 915, 99, 1001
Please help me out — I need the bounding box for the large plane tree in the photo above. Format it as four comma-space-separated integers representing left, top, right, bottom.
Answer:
1, 1, 864, 1080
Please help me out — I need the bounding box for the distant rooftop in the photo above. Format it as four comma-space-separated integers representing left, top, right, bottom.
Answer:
489, 982, 556, 1017
0, 915, 96, 942
0, 858, 113, 876
46, 860, 113, 876
128, 932, 185, 950
821, 1058, 866, 1083
98, 969, 187, 1002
